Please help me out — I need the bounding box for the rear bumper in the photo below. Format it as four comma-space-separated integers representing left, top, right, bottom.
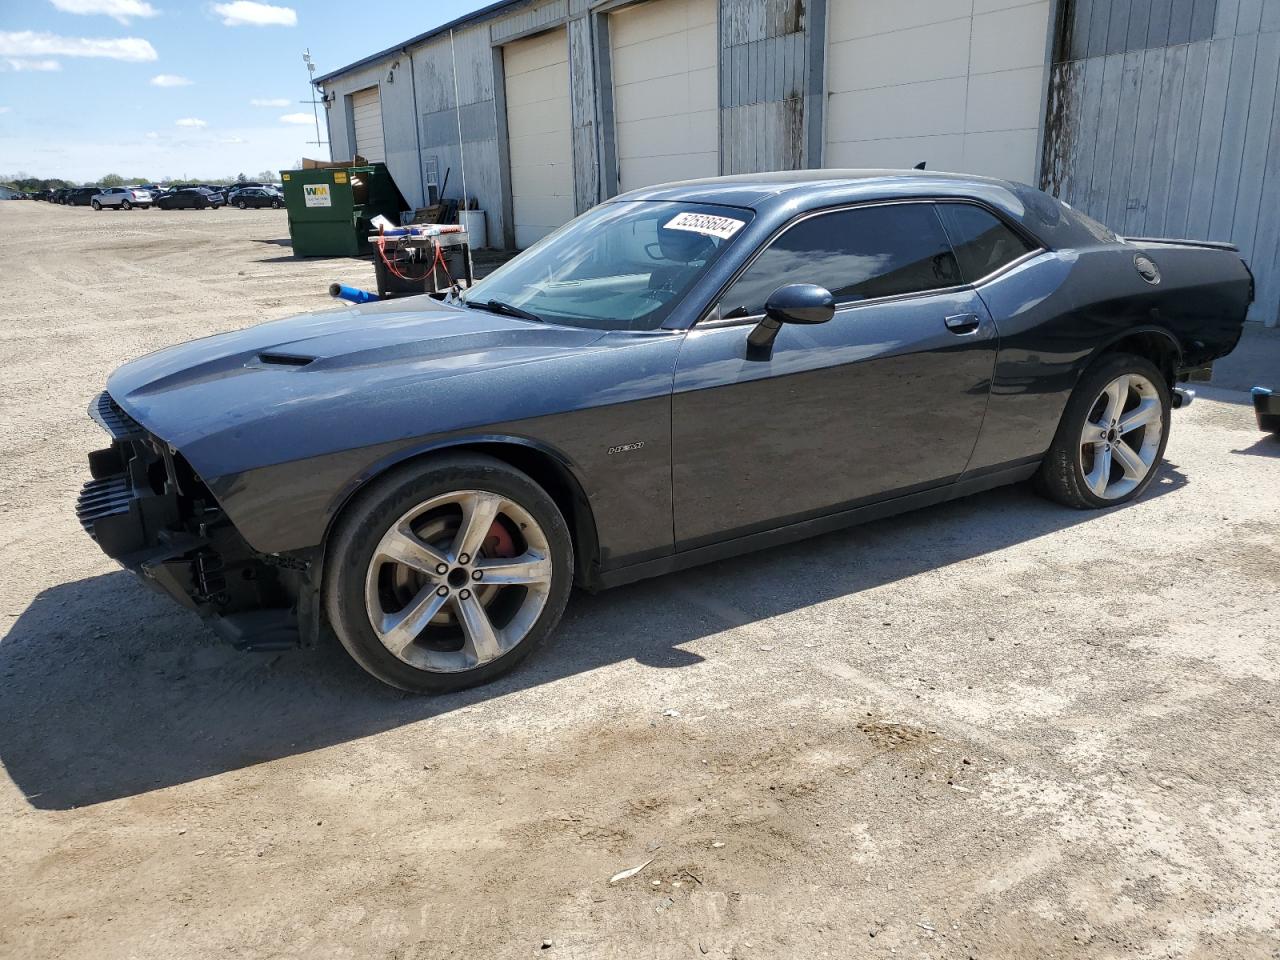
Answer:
78, 390, 305, 648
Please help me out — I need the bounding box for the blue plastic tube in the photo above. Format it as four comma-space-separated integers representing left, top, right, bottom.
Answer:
328, 283, 380, 304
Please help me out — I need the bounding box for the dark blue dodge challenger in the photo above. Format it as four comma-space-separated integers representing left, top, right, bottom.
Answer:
79, 171, 1252, 692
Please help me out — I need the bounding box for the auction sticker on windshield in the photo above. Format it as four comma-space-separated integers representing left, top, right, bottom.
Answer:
663, 212, 745, 240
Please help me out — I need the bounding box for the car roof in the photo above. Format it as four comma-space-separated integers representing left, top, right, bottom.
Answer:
613, 168, 1037, 222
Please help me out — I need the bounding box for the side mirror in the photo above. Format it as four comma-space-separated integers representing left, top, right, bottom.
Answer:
747, 283, 836, 354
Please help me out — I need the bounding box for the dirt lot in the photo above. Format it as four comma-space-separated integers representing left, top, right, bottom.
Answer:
1, 199, 1279, 960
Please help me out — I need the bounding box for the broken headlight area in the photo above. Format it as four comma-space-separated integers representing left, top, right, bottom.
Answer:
77, 390, 306, 650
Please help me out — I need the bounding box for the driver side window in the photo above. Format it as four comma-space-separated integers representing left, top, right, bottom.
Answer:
717, 203, 960, 319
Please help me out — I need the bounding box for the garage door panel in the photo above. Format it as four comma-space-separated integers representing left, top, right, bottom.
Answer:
611, 0, 719, 193
509, 194, 574, 230
508, 131, 571, 165
617, 110, 718, 159
507, 98, 572, 139
510, 161, 573, 199
612, 0, 715, 46
504, 27, 574, 248
622, 152, 717, 188
504, 28, 566, 74
828, 0, 971, 43
824, 134, 965, 170
503, 62, 570, 107
825, 80, 967, 144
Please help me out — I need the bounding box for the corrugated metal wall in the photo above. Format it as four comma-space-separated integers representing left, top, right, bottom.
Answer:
1043, 0, 1280, 325
719, 0, 808, 174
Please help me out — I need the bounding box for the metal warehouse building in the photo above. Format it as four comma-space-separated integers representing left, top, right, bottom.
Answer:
314, 0, 1280, 326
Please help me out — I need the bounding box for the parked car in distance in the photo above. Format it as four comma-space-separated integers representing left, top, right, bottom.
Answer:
155, 187, 223, 210
92, 186, 154, 210
78, 170, 1253, 693
64, 187, 99, 206
231, 188, 282, 209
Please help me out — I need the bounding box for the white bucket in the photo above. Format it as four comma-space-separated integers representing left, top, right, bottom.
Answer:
459, 209, 487, 249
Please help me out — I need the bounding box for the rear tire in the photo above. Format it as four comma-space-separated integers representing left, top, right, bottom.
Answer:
121, 199, 132, 210
324, 453, 574, 693
1035, 352, 1171, 509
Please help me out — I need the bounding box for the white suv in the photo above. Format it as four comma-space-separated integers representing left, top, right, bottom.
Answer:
91, 186, 153, 211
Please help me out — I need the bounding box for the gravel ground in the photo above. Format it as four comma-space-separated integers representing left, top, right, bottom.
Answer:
1, 200, 1279, 960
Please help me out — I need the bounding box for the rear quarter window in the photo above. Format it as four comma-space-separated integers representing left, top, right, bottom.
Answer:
936, 203, 1035, 282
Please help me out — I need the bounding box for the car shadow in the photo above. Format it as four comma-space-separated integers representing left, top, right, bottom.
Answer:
0, 466, 1186, 810
1232, 432, 1280, 457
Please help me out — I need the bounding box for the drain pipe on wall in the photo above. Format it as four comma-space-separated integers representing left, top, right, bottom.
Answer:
404, 45, 425, 209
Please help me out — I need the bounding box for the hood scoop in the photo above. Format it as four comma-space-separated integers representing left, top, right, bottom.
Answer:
256, 352, 316, 367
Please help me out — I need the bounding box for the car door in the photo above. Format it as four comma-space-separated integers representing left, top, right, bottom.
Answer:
671, 201, 999, 548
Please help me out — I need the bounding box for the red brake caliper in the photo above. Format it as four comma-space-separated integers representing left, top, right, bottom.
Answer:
482, 520, 517, 559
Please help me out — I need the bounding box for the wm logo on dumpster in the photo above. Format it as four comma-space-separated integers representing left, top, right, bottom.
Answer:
303, 184, 332, 208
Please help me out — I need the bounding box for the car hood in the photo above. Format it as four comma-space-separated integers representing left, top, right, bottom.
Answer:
107, 295, 607, 462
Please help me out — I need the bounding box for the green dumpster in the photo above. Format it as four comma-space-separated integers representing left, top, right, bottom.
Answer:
279, 163, 406, 257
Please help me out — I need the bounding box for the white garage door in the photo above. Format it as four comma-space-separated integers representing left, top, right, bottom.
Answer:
824, 0, 1050, 182
610, 0, 718, 192
503, 28, 575, 249
351, 86, 385, 163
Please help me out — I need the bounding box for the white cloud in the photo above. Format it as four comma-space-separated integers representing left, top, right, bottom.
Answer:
0, 106, 12, 114
279, 112, 312, 125
212, 2, 296, 27
175, 117, 207, 128
150, 73, 191, 86
145, 130, 159, 138
0, 31, 157, 61
250, 97, 289, 107
48, 0, 159, 24
5, 58, 63, 71
219, 136, 247, 144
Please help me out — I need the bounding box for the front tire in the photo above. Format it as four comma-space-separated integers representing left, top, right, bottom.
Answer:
271, 199, 280, 209
324, 453, 574, 693
237, 200, 247, 209
1036, 352, 1171, 509
91, 200, 101, 210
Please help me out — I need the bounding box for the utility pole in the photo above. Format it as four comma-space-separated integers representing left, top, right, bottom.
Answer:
301, 49, 328, 156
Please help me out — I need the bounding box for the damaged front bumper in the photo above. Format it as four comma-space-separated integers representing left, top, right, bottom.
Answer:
77, 390, 307, 650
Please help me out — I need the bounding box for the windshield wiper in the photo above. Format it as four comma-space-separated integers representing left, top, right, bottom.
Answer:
464, 298, 543, 323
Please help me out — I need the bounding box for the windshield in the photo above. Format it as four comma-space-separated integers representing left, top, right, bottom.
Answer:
460, 201, 753, 331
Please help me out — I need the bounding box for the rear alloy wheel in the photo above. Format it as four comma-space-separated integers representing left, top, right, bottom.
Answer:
325, 454, 573, 693
121, 199, 132, 210
1036, 353, 1171, 509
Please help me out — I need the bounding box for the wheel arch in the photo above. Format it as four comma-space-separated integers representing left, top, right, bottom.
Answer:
1084, 325, 1183, 387
320, 435, 601, 589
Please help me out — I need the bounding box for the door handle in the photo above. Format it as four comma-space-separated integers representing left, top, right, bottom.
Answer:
944, 313, 981, 334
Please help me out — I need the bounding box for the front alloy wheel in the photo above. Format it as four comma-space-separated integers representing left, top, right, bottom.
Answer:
325, 454, 573, 693
365, 490, 554, 673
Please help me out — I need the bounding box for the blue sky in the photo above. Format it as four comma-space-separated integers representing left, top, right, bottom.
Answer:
0, 0, 481, 182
